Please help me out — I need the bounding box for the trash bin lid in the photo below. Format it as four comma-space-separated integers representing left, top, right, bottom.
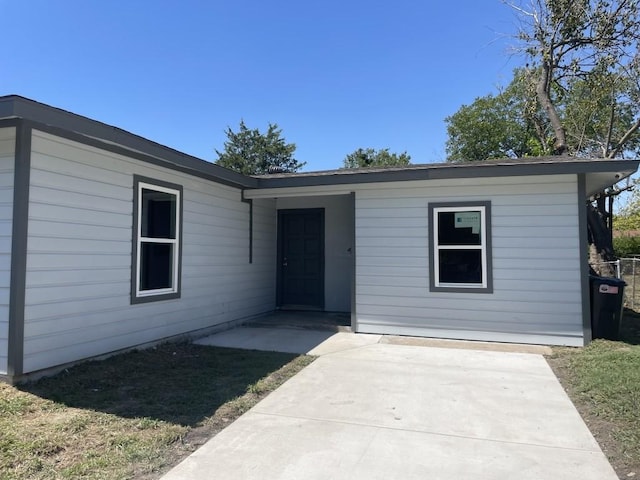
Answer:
589, 275, 626, 287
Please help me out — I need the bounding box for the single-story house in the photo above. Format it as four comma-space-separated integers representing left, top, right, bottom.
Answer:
0, 95, 637, 383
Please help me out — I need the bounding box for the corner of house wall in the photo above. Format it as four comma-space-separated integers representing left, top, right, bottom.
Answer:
577, 173, 592, 345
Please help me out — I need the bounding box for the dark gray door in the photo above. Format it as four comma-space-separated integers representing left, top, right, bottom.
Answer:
277, 209, 324, 309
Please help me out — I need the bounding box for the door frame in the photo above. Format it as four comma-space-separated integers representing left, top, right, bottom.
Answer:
276, 208, 325, 309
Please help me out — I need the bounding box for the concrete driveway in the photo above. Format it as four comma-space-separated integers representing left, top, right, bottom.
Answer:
162, 328, 617, 480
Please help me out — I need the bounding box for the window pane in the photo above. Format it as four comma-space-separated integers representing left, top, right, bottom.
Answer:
140, 242, 173, 290
438, 250, 482, 284
437, 211, 481, 246
141, 188, 176, 239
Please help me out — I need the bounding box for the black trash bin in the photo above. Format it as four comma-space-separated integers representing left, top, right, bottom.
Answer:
590, 276, 626, 340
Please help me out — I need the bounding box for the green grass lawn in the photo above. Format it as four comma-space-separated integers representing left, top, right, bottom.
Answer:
548, 309, 640, 478
4, 315, 640, 479
0, 343, 314, 480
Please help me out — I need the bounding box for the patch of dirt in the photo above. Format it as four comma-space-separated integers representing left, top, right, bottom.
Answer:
547, 354, 639, 479
134, 404, 238, 480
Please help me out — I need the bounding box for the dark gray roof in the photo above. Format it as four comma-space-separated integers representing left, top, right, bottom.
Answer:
252, 156, 639, 189
1, 95, 638, 191
0, 95, 255, 189
255, 155, 625, 178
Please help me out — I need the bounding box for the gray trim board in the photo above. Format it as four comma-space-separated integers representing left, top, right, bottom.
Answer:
7, 120, 32, 377
428, 201, 493, 294
252, 158, 639, 189
0, 119, 20, 129
2, 96, 638, 193
0, 99, 15, 119
0, 96, 254, 189
29, 121, 254, 190
131, 175, 183, 304
350, 192, 357, 331
241, 192, 253, 264
578, 174, 592, 344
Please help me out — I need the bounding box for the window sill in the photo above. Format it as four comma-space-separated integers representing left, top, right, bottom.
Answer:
131, 291, 181, 304
430, 285, 493, 294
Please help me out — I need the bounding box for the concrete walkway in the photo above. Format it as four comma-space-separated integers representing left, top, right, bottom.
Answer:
161, 327, 617, 480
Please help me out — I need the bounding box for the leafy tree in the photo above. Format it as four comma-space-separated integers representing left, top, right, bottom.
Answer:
446, 66, 640, 162
612, 178, 640, 257
613, 235, 640, 257
508, 0, 640, 158
215, 121, 305, 175
614, 178, 640, 231
506, 0, 640, 274
562, 70, 640, 158
446, 69, 548, 161
343, 148, 411, 168
614, 213, 640, 232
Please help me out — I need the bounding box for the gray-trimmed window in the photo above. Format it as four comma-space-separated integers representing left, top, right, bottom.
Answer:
131, 176, 182, 303
428, 201, 492, 293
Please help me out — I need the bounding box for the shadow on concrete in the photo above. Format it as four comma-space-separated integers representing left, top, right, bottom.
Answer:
244, 310, 351, 332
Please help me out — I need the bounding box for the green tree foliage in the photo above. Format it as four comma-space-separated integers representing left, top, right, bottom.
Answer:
614, 178, 640, 231
343, 148, 411, 168
614, 214, 640, 231
562, 70, 640, 158
613, 236, 640, 257
215, 121, 305, 175
509, 0, 640, 157
445, 69, 548, 161
446, 66, 640, 162
612, 177, 640, 257
494, 0, 640, 269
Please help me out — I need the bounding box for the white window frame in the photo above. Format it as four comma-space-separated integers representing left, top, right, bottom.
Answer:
132, 177, 182, 303
430, 202, 492, 293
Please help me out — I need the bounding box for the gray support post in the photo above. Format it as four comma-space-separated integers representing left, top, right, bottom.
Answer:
7, 120, 32, 378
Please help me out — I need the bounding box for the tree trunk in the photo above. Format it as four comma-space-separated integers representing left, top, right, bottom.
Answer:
536, 62, 568, 155
587, 201, 617, 277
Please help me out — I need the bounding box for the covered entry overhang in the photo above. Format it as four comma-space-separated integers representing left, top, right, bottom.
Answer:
244, 157, 640, 346
243, 187, 357, 328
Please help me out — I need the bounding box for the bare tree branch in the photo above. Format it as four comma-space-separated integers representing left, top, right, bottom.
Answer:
609, 117, 640, 158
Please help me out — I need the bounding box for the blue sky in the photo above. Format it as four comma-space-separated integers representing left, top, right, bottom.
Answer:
0, 1, 522, 171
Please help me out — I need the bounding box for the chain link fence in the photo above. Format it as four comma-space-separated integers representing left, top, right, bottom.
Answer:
619, 258, 640, 310
595, 258, 640, 310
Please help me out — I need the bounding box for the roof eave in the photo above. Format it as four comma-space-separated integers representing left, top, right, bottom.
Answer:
2, 95, 638, 193
253, 158, 640, 189
0, 95, 256, 189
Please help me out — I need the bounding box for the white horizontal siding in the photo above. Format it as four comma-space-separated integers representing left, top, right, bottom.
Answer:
355, 174, 584, 346
22, 130, 276, 373
0, 128, 15, 374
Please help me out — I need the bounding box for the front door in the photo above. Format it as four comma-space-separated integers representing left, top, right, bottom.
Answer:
277, 209, 324, 309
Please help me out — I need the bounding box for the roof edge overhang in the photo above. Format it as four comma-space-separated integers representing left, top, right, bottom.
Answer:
252, 158, 639, 188
0, 95, 257, 189
2, 95, 638, 197
244, 158, 639, 199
